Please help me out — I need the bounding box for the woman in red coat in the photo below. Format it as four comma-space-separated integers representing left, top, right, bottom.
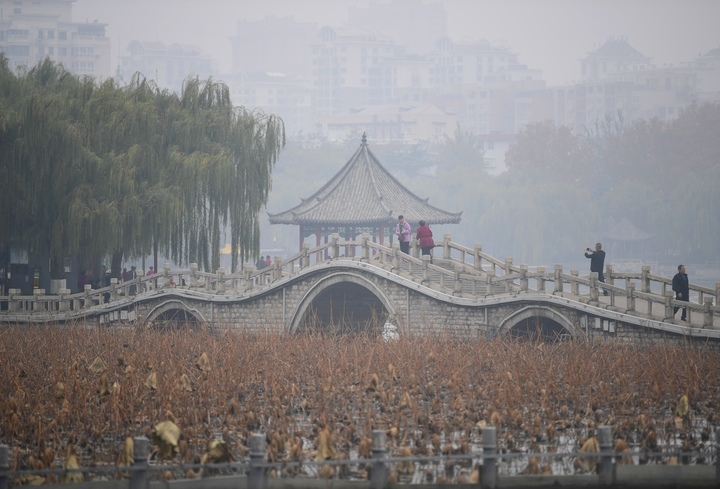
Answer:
415, 220, 434, 262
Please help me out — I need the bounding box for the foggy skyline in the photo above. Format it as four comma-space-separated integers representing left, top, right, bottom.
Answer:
73, 0, 720, 87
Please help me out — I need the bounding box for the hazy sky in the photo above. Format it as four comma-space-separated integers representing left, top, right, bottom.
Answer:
74, 0, 720, 86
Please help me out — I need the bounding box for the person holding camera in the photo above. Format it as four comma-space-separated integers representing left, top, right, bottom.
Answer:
584, 242, 608, 296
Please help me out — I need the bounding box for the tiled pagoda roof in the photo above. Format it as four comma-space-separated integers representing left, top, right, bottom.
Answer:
268, 134, 462, 227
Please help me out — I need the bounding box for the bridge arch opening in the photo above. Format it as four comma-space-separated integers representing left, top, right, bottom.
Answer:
498, 306, 579, 342
146, 300, 206, 331
290, 273, 395, 336
508, 316, 571, 342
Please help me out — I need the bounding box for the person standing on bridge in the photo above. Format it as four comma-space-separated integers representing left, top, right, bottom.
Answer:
672, 264, 689, 321
415, 220, 434, 262
584, 243, 608, 296
396, 215, 412, 255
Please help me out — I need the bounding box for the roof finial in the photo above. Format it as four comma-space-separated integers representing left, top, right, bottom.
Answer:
361, 132, 367, 145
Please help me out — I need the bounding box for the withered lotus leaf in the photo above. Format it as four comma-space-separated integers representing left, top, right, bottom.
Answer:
201, 440, 233, 464
151, 420, 181, 459
89, 357, 107, 374
112, 381, 121, 395
318, 464, 334, 479
315, 427, 336, 461
196, 352, 211, 372
366, 373, 380, 392
144, 372, 157, 390
176, 374, 192, 392
97, 374, 111, 396
118, 437, 133, 467
675, 394, 690, 419
62, 446, 84, 483
54, 382, 65, 399
574, 436, 600, 473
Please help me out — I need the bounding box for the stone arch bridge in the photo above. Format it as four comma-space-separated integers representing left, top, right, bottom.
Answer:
2, 234, 719, 345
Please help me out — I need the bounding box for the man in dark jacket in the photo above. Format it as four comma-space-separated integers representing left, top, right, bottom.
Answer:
672, 264, 690, 321
584, 242, 608, 296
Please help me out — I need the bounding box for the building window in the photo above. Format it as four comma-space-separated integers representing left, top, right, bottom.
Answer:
59, 31, 66, 40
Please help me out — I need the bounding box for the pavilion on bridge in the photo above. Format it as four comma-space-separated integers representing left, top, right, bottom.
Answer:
268, 133, 462, 251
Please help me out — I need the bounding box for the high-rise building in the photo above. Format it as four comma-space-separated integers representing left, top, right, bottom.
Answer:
0, 0, 110, 78
118, 40, 213, 93
230, 16, 317, 78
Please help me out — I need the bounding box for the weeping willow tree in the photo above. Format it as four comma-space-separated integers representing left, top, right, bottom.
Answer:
165, 77, 285, 272
3, 59, 101, 279
1, 59, 284, 280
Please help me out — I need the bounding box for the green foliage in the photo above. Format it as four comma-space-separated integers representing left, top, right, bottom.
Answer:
0, 60, 284, 275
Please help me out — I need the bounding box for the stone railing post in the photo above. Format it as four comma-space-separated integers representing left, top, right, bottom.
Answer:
554, 265, 563, 293
189, 263, 198, 287
136, 270, 146, 294
626, 283, 636, 312
536, 266, 546, 292
271, 257, 280, 281
392, 245, 400, 270
361, 233, 370, 262
163, 263, 172, 287
571, 270, 579, 296
454, 265, 462, 294
216, 268, 226, 293
716, 428, 720, 486
519, 265, 528, 291
704, 297, 714, 328
8, 289, 20, 312
504, 257, 513, 276
504, 258, 513, 293
371, 430, 387, 489
32, 289, 45, 312
443, 234, 451, 259
422, 255, 431, 283
57, 288, 70, 312
331, 233, 340, 259
589, 272, 598, 301
0, 443, 9, 489
249, 433, 266, 489
110, 278, 118, 302
130, 436, 148, 489
598, 426, 614, 486
302, 243, 310, 268
244, 267, 255, 291
83, 284, 93, 308
474, 244, 483, 271
485, 270, 495, 296
641, 265, 651, 293
664, 292, 674, 320
482, 426, 497, 489
605, 264, 614, 287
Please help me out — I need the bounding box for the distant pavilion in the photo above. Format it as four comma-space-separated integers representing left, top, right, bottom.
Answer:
268, 133, 462, 251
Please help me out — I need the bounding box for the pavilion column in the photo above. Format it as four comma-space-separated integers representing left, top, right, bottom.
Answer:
298, 224, 304, 252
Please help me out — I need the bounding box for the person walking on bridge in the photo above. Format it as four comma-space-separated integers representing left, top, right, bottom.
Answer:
672, 264, 689, 321
415, 220, 434, 262
584, 242, 608, 296
396, 215, 412, 255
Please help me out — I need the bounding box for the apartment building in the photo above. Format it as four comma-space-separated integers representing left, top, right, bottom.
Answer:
0, 0, 109, 78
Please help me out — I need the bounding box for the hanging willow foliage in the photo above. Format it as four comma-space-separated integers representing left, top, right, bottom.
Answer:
0, 59, 284, 275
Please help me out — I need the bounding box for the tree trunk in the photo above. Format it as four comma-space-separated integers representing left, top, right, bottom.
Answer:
111, 252, 123, 280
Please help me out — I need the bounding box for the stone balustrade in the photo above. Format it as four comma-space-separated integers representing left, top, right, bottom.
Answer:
1, 233, 718, 329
